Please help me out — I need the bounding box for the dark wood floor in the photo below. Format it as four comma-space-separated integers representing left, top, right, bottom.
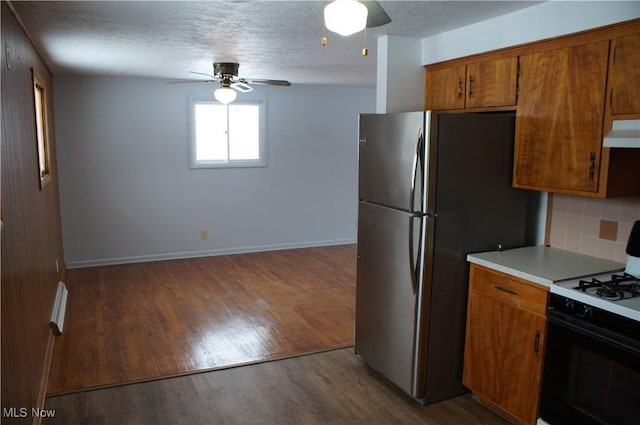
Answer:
44, 348, 510, 425
47, 245, 357, 394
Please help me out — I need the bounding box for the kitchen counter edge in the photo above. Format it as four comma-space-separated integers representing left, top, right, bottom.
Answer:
467, 245, 625, 288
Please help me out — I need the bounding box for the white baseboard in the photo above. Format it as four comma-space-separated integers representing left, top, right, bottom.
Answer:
65, 238, 357, 269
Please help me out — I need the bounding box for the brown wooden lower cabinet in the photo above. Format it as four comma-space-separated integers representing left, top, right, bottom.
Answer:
463, 264, 549, 425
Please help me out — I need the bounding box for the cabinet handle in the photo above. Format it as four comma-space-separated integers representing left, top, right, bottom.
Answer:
516, 62, 522, 101
494, 285, 517, 295
468, 76, 474, 96
457, 78, 463, 99
533, 330, 541, 356
4, 46, 10, 70
589, 151, 596, 180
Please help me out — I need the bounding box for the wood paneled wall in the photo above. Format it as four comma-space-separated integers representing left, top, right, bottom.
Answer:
1, 3, 65, 423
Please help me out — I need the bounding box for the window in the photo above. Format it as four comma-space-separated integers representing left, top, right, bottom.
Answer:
32, 69, 52, 188
189, 100, 266, 168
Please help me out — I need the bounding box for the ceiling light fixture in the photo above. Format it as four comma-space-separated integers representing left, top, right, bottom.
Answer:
214, 84, 237, 104
324, 0, 368, 36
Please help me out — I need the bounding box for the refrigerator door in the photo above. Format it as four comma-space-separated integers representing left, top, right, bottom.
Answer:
354, 201, 426, 398
420, 112, 532, 403
358, 112, 425, 212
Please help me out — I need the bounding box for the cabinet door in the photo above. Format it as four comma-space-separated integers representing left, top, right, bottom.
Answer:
463, 292, 546, 425
609, 32, 640, 115
514, 41, 609, 194
466, 57, 518, 108
424, 65, 466, 110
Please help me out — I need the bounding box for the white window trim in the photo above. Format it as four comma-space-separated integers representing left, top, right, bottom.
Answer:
33, 68, 52, 189
188, 98, 268, 169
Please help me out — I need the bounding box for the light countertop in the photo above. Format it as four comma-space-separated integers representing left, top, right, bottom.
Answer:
467, 245, 625, 287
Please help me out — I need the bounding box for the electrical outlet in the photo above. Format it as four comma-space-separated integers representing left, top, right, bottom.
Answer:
200, 230, 208, 240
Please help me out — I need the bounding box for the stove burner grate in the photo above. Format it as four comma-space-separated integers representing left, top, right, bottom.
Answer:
574, 273, 639, 301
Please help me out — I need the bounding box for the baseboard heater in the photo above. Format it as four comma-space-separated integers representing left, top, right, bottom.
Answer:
50, 281, 68, 335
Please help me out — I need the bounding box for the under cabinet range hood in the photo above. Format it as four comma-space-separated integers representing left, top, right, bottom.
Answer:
603, 119, 640, 148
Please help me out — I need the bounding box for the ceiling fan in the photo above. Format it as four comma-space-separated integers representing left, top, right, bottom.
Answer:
175, 62, 291, 104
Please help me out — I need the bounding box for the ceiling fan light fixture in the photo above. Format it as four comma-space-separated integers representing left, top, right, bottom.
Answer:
324, 0, 368, 36
214, 85, 237, 104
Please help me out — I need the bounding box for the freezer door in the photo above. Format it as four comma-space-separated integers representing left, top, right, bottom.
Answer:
355, 201, 426, 398
358, 112, 425, 212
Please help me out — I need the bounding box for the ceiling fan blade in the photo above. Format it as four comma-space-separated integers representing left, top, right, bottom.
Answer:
241, 78, 292, 87
165, 79, 216, 84
231, 81, 253, 93
362, 0, 391, 28
189, 70, 217, 79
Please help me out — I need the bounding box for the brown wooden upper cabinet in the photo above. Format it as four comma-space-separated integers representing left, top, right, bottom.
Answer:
424, 57, 518, 110
513, 41, 610, 195
608, 32, 640, 117
466, 57, 518, 108
424, 64, 467, 110
423, 20, 640, 198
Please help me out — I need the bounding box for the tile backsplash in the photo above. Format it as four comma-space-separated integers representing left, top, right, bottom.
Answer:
548, 194, 640, 262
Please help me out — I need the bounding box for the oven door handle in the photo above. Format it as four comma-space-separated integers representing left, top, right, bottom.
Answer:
548, 311, 640, 355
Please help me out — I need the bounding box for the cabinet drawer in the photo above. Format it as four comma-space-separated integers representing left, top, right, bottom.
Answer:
470, 264, 548, 316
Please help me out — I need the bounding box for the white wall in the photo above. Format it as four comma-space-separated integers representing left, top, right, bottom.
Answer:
421, 1, 640, 64
376, 35, 423, 113
54, 77, 375, 267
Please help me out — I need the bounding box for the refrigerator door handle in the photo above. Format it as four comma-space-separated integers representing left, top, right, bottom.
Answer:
408, 130, 423, 295
408, 215, 417, 294
409, 130, 422, 209
408, 214, 422, 295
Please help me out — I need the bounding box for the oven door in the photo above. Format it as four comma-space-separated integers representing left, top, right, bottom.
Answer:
540, 309, 640, 425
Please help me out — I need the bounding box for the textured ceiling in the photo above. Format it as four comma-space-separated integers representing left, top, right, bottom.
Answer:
11, 1, 541, 87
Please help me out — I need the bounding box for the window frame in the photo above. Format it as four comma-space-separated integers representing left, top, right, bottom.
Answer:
32, 68, 52, 189
188, 98, 268, 169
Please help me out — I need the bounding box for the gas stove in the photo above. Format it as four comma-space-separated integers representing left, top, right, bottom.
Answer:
550, 220, 640, 323
552, 271, 640, 322
576, 272, 639, 300
540, 221, 640, 425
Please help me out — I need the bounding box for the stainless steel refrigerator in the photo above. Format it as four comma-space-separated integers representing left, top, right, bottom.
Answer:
355, 111, 537, 405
